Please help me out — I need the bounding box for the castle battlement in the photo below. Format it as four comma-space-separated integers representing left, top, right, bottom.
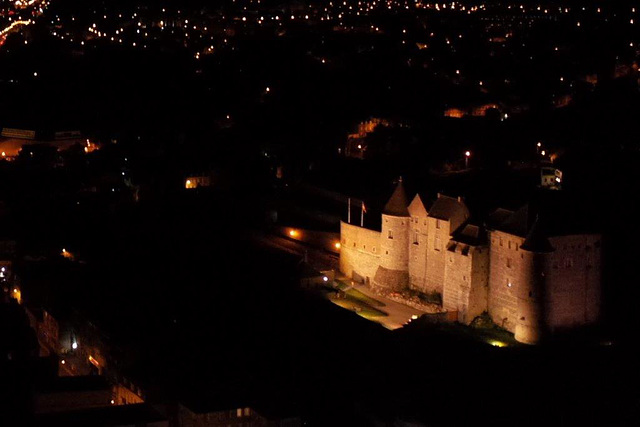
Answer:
339, 181, 602, 344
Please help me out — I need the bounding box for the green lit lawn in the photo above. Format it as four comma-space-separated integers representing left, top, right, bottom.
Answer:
331, 297, 388, 318
343, 288, 385, 307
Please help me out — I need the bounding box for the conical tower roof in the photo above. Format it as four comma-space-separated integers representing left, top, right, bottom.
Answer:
383, 178, 410, 217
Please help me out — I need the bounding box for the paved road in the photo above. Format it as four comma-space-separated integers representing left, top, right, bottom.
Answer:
250, 231, 339, 271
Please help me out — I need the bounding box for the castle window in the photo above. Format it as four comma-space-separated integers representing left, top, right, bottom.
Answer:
436, 219, 441, 229
353, 242, 356, 247
388, 230, 393, 239
508, 241, 511, 249
500, 237, 503, 246
363, 245, 366, 250
434, 236, 441, 251
385, 251, 388, 255
463, 275, 466, 281
506, 258, 512, 268
424, 220, 427, 225
413, 231, 419, 245
373, 247, 376, 252
515, 243, 519, 251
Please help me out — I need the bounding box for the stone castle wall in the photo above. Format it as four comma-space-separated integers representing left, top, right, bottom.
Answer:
514, 250, 545, 344
545, 234, 601, 329
375, 214, 411, 290
487, 230, 526, 332
443, 244, 489, 324
339, 221, 381, 284
380, 214, 410, 271
424, 217, 449, 295
408, 215, 429, 291
339, 195, 602, 344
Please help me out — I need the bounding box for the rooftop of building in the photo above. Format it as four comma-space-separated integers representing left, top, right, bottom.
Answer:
450, 223, 487, 247
382, 178, 410, 217
489, 190, 596, 236
487, 190, 599, 250
427, 193, 470, 224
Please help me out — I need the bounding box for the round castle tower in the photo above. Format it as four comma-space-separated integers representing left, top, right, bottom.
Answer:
373, 178, 410, 290
515, 219, 553, 344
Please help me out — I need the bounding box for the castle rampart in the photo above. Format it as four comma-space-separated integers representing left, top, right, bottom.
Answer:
338, 182, 602, 344
339, 221, 381, 284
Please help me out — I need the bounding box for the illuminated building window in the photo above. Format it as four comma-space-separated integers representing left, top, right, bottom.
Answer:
244, 408, 251, 416
237, 408, 242, 417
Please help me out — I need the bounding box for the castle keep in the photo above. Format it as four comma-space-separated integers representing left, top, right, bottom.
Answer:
339, 180, 601, 344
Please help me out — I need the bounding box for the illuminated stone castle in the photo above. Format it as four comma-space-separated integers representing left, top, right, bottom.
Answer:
339, 179, 601, 344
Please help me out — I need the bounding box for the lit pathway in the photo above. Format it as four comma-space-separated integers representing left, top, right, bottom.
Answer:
345, 280, 428, 330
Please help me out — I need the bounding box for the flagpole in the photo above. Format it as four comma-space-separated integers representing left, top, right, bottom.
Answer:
347, 198, 351, 224
361, 201, 364, 227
